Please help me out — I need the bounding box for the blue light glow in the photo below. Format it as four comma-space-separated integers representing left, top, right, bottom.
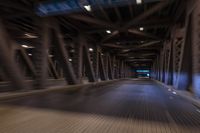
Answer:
136, 70, 150, 73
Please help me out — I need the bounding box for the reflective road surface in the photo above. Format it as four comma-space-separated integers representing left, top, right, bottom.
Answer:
0, 79, 200, 133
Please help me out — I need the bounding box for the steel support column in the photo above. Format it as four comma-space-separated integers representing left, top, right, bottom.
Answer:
99, 53, 107, 81
33, 19, 50, 89
192, 0, 200, 97
83, 44, 96, 82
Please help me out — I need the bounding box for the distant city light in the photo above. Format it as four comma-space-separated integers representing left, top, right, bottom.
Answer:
84, 5, 92, 11
106, 30, 111, 34
136, 0, 142, 4
89, 48, 94, 52
139, 27, 144, 31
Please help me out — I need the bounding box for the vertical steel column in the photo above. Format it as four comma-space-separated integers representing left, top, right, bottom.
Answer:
159, 50, 164, 82
107, 54, 114, 80
192, 0, 200, 97
104, 53, 109, 80
83, 44, 96, 82
73, 39, 83, 83
117, 60, 120, 79
111, 56, 115, 79
93, 45, 100, 81
99, 53, 107, 80
166, 42, 173, 85
34, 19, 50, 89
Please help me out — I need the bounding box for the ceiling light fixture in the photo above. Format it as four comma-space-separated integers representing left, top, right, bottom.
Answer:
106, 30, 111, 34
89, 48, 94, 52
84, 5, 92, 12
25, 33, 38, 38
28, 53, 32, 56
69, 58, 72, 62
22, 45, 28, 48
136, 0, 142, 4
139, 27, 144, 31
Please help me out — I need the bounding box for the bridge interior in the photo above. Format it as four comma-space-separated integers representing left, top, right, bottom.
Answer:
0, 0, 200, 133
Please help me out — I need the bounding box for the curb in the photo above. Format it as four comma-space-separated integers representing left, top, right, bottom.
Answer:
153, 79, 200, 108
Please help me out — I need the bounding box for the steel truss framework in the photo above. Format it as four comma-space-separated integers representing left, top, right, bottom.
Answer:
1, 0, 199, 97
151, 0, 200, 97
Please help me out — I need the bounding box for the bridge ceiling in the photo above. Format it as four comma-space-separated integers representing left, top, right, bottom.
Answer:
0, 0, 184, 68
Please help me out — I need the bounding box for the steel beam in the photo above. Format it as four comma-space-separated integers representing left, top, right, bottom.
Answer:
48, 57, 59, 79
19, 48, 36, 78
0, 19, 29, 90
53, 24, 78, 85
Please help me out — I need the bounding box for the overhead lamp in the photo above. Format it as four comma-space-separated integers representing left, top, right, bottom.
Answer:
49, 55, 54, 57
136, 0, 142, 4
22, 45, 28, 48
84, 5, 92, 12
21, 44, 34, 49
89, 48, 94, 52
25, 33, 38, 38
106, 30, 111, 34
28, 53, 32, 56
139, 27, 144, 31
69, 58, 72, 62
